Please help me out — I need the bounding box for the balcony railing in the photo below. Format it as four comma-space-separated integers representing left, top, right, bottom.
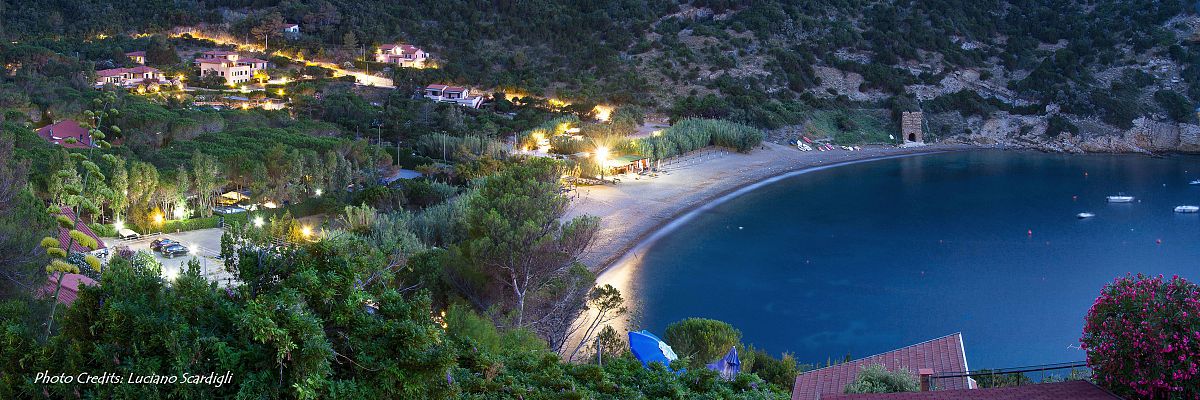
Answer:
930, 361, 1091, 390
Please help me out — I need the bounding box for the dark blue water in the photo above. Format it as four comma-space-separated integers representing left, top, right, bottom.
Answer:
603, 151, 1200, 369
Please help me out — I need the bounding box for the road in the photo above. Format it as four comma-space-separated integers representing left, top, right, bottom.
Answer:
170, 30, 394, 88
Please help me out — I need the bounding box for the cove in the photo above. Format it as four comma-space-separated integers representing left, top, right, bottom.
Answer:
599, 150, 1200, 369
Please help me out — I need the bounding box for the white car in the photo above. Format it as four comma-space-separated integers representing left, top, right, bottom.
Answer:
117, 228, 140, 240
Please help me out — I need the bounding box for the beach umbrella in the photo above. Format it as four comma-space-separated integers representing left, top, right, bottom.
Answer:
628, 330, 679, 368
705, 346, 741, 380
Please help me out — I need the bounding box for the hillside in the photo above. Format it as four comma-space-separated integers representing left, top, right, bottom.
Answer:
2, 0, 1198, 148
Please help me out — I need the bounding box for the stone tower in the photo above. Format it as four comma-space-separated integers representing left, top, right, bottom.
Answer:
901, 111, 924, 143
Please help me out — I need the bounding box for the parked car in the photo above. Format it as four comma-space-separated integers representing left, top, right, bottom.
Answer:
117, 228, 140, 240
151, 238, 177, 251
212, 205, 247, 215
161, 244, 189, 258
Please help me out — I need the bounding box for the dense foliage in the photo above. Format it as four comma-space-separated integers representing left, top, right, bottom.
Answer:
664, 317, 743, 369
1081, 274, 1200, 399
843, 364, 920, 394
636, 118, 763, 161
4, 0, 1194, 130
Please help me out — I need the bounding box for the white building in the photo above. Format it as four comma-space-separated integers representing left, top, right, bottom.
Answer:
281, 24, 300, 37
194, 51, 268, 86
424, 84, 484, 108
375, 44, 429, 68
95, 65, 164, 88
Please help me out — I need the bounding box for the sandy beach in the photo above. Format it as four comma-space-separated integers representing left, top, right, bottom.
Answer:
564, 142, 976, 273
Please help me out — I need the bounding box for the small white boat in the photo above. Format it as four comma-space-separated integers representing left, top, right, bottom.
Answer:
1106, 195, 1135, 203
1175, 206, 1200, 213
1077, 212, 1095, 219
1190, 180, 1200, 185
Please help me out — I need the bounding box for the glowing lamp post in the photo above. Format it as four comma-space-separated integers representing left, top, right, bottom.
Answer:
314, 188, 323, 197
253, 216, 264, 228
153, 212, 164, 233
113, 219, 124, 232
594, 146, 610, 182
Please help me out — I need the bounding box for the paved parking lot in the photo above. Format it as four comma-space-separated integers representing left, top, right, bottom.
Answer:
104, 228, 237, 286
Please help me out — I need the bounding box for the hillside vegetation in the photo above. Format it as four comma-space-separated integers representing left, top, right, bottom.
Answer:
4, 0, 1196, 133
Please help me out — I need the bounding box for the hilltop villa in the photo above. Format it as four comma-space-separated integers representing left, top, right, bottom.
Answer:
194, 50, 269, 86
36, 120, 94, 149
126, 51, 145, 64
94, 65, 163, 88
376, 43, 429, 68
423, 84, 484, 108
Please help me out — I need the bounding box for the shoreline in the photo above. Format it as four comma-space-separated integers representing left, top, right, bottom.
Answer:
567, 142, 979, 276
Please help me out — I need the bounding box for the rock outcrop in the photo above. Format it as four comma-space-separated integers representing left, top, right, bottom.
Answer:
942, 111, 1200, 154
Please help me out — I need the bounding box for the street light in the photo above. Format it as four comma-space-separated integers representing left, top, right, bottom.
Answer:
114, 219, 124, 232
314, 188, 323, 197
594, 146, 610, 182
253, 216, 264, 228
153, 212, 164, 233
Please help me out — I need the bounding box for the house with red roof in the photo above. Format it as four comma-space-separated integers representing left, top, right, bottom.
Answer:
424, 84, 484, 108
126, 51, 146, 64
820, 380, 1120, 400
195, 50, 268, 86
39, 273, 98, 305
55, 206, 108, 255
94, 65, 163, 88
793, 333, 975, 400
36, 120, 94, 149
376, 43, 429, 68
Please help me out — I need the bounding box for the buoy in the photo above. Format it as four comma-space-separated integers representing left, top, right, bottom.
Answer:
1084, 171, 1088, 177
1027, 229, 1033, 236
738, 226, 744, 230
1072, 195, 1077, 201
1156, 239, 1162, 245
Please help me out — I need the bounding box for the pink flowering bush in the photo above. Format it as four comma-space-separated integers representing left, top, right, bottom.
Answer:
1081, 274, 1200, 399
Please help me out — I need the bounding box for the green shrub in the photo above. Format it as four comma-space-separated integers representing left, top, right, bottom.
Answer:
87, 223, 117, 238
445, 304, 545, 355
636, 119, 764, 161
844, 364, 919, 394
664, 317, 742, 368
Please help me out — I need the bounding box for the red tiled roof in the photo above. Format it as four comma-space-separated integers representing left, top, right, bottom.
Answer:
426, 84, 465, 92
35, 120, 92, 149
238, 57, 267, 64
127, 65, 158, 74
39, 273, 98, 305
96, 65, 160, 76
203, 50, 238, 56
195, 58, 232, 65
793, 333, 973, 400
96, 68, 127, 77
381, 43, 423, 54
126, 51, 145, 57
282, 24, 298, 29
822, 381, 1121, 400
56, 206, 107, 254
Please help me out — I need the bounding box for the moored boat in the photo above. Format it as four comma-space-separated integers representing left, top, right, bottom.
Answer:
1175, 205, 1199, 213
1190, 179, 1200, 185
1106, 195, 1134, 203
1077, 212, 1095, 219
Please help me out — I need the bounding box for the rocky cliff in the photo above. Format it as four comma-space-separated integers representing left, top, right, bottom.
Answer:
940, 112, 1200, 154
